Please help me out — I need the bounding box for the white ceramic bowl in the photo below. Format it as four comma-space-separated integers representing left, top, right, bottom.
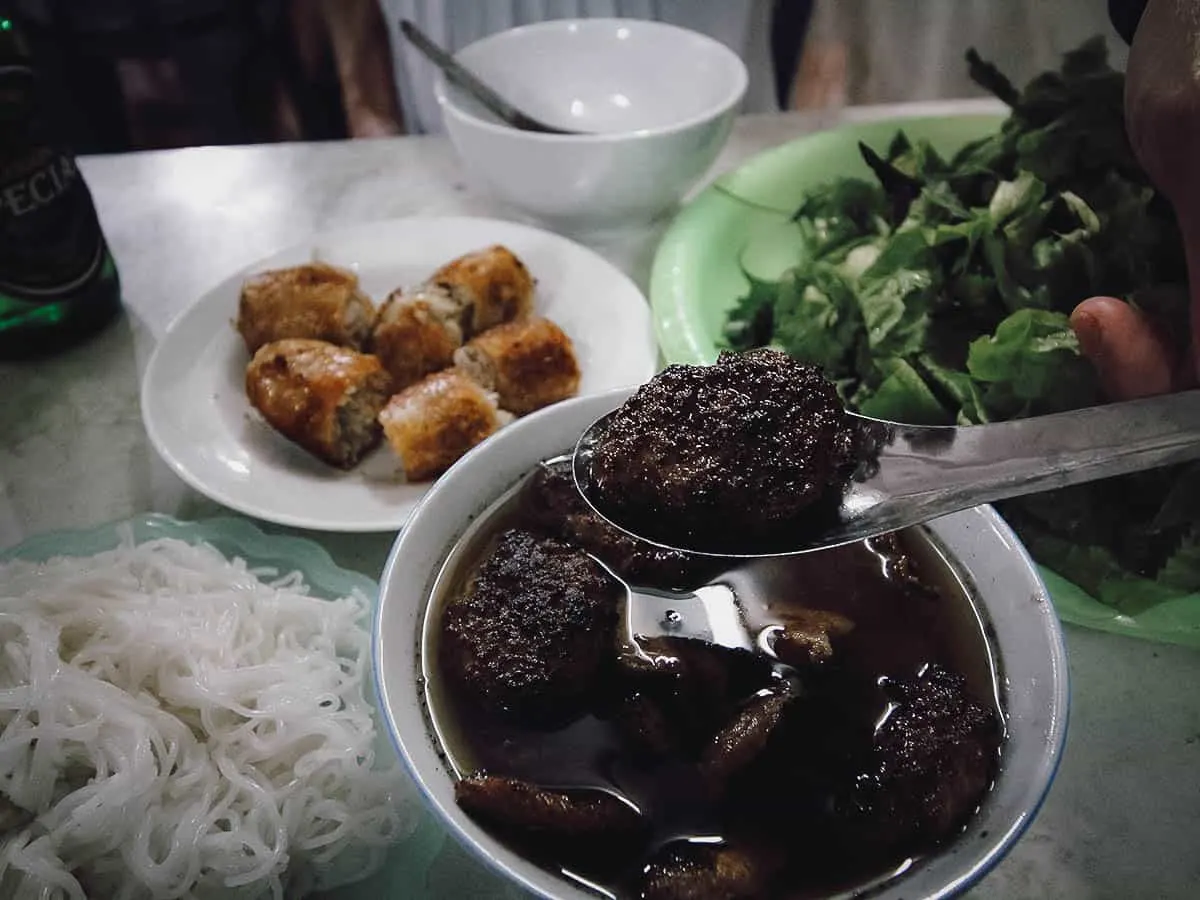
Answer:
434, 19, 747, 232
374, 388, 1070, 900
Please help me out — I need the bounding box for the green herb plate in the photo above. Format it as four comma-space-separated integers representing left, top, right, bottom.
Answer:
650, 114, 1200, 648
0, 514, 486, 898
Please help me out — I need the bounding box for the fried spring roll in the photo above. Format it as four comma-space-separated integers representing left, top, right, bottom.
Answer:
453, 317, 580, 415
371, 285, 466, 390
236, 262, 376, 354
245, 339, 393, 468
378, 369, 509, 481
428, 244, 535, 334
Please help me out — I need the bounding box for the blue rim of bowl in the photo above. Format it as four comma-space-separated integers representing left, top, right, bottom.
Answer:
433, 17, 749, 143
371, 391, 1073, 900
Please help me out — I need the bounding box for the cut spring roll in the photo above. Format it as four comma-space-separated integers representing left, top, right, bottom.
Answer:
245, 339, 394, 468
428, 244, 535, 334
454, 316, 581, 415
236, 262, 376, 354
372, 284, 466, 390
379, 369, 511, 482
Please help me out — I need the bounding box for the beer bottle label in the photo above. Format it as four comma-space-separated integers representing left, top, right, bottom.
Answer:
0, 61, 106, 303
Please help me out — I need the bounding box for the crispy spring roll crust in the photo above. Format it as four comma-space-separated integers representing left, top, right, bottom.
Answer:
371, 285, 465, 390
236, 262, 376, 354
428, 244, 535, 334
245, 338, 393, 469
378, 369, 503, 482
454, 316, 581, 415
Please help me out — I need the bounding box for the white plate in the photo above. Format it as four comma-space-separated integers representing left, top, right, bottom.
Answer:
141, 216, 657, 533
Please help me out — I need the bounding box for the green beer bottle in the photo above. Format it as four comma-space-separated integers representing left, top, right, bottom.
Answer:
0, 12, 121, 359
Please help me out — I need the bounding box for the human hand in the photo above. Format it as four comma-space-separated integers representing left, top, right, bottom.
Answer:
1071, 0, 1200, 401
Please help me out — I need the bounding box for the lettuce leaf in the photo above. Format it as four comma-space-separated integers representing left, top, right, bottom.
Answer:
770, 264, 862, 376
858, 358, 951, 425
966, 309, 1098, 416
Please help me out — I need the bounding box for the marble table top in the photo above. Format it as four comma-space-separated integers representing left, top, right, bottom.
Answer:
1, 99, 1196, 900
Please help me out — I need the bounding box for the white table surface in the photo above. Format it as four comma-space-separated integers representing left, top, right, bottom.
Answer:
1, 99, 1197, 900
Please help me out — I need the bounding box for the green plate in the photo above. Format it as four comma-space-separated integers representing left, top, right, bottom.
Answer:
0, 514, 457, 899
649, 114, 1200, 649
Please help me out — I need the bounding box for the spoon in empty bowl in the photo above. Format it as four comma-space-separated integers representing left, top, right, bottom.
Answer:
399, 19, 586, 136
573, 387, 1200, 557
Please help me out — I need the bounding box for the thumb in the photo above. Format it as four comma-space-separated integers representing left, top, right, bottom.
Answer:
1070, 296, 1180, 401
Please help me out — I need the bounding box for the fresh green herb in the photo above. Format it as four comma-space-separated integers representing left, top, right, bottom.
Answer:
723, 38, 1200, 602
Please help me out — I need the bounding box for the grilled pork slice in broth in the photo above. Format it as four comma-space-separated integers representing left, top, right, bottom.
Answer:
245, 339, 393, 468
236, 262, 376, 354
455, 775, 648, 846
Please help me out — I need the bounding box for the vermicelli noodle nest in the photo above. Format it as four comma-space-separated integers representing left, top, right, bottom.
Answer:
0, 528, 415, 900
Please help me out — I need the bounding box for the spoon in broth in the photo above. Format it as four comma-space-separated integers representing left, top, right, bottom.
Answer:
572, 351, 1200, 557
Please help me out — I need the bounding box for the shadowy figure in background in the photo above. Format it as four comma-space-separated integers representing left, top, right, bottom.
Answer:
8, 0, 401, 151
8, 0, 811, 150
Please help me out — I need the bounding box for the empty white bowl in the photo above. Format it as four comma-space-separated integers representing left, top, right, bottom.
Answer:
434, 19, 748, 232
373, 387, 1071, 900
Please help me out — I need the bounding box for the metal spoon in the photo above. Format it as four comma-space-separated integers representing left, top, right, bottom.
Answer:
573, 388, 1200, 557
591, 558, 803, 693
399, 19, 585, 136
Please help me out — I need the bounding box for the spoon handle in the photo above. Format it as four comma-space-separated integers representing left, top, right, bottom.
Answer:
399, 20, 575, 135
868, 388, 1200, 522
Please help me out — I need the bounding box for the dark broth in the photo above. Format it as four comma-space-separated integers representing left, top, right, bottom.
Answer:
423, 459, 1003, 899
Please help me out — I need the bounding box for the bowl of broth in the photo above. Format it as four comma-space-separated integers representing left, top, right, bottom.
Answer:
373, 387, 1069, 900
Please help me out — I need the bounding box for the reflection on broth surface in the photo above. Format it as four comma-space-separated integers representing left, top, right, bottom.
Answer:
424, 457, 1002, 900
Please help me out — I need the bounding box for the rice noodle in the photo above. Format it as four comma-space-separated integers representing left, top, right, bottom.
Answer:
0, 528, 415, 899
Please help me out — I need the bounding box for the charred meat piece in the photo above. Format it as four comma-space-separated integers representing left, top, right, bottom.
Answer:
701, 690, 792, 785
752, 533, 944, 679
771, 608, 855, 669
371, 285, 466, 390
615, 636, 773, 757
835, 663, 1000, 853
454, 316, 581, 415
429, 244, 535, 334
612, 691, 681, 759
586, 348, 859, 552
245, 338, 393, 468
378, 369, 510, 482
865, 532, 941, 595
638, 840, 776, 900
523, 459, 723, 588
236, 262, 376, 354
455, 774, 647, 849
441, 529, 620, 722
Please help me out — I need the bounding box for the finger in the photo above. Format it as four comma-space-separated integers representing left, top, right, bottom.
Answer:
1070, 296, 1178, 401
